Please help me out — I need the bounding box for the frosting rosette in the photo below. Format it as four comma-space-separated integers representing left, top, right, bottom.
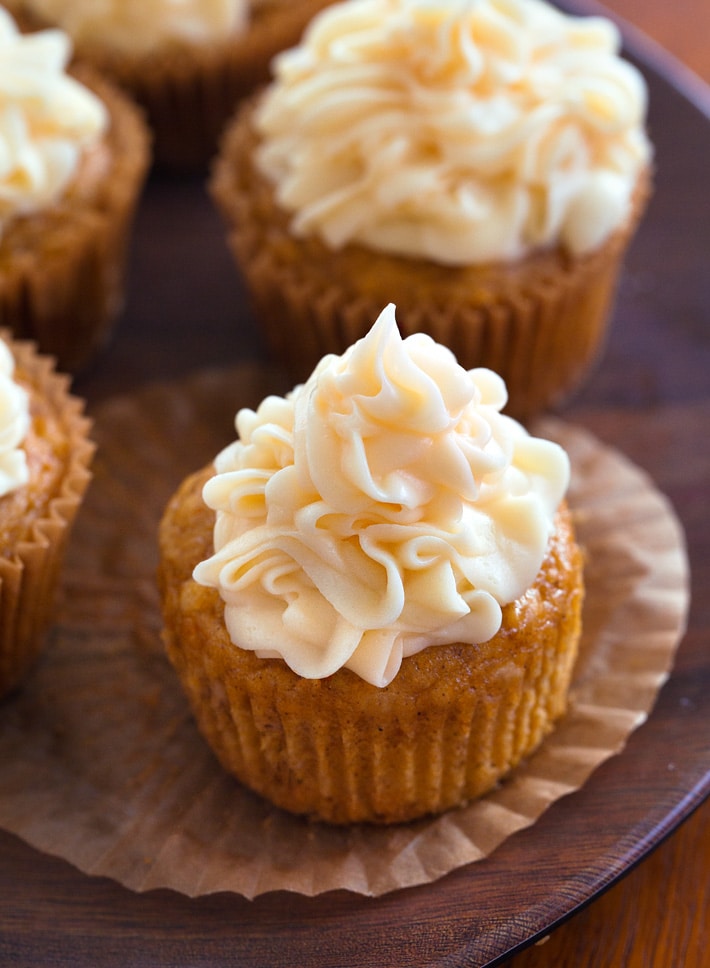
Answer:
194, 304, 570, 687
255, 0, 651, 263
0, 9, 107, 240
0, 337, 29, 497
17, 0, 248, 53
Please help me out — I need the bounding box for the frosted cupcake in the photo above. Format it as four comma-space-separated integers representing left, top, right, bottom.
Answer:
211, 0, 652, 420
0, 10, 150, 372
158, 304, 584, 824
0, 332, 94, 699
5, 0, 337, 169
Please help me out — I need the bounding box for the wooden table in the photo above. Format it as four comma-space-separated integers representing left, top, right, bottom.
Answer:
1, 3, 708, 966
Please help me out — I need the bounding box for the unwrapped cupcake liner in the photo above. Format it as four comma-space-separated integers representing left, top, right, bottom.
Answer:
211, 102, 651, 421
0, 366, 690, 898
0, 66, 150, 373
0, 333, 94, 698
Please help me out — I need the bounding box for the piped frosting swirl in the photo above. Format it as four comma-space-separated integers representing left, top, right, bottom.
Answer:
255, 0, 651, 264
194, 304, 570, 687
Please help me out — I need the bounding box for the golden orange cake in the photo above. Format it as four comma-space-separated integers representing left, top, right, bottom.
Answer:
5, 0, 337, 170
211, 0, 652, 421
158, 304, 584, 824
0, 11, 150, 373
0, 332, 94, 700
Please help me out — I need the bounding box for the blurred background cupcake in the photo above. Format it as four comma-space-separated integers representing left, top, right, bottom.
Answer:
211, 0, 652, 421
0, 331, 94, 700
0, 8, 150, 373
4, 0, 338, 170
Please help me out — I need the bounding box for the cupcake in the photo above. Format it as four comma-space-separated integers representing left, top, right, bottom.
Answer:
0, 331, 94, 699
5, 0, 337, 170
211, 0, 652, 421
158, 304, 584, 824
0, 10, 150, 373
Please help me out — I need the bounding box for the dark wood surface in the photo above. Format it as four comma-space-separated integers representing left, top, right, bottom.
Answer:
1, 3, 709, 966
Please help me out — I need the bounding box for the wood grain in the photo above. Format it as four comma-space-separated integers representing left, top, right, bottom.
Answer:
0, 3, 708, 967
504, 802, 710, 967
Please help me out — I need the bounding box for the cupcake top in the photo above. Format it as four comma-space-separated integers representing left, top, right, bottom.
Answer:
0, 337, 30, 497
0, 9, 108, 240
255, 0, 651, 264
17, 0, 251, 53
194, 304, 570, 687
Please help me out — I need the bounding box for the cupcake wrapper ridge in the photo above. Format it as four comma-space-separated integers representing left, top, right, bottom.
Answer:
211, 101, 651, 421
0, 334, 94, 698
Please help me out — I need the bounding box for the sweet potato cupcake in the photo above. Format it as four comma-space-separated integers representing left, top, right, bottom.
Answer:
211, 0, 652, 421
158, 304, 584, 824
5, 0, 337, 170
0, 331, 94, 699
0, 10, 150, 373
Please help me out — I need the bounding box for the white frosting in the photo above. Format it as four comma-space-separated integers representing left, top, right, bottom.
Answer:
24, 0, 249, 53
194, 304, 570, 687
255, 0, 651, 264
0, 338, 30, 498
0, 10, 108, 241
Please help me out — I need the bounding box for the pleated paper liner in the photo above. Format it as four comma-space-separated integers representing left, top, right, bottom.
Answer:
210, 101, 651, 421
159, 469, 583, 825
0, 333, 94, 698
0, 365, 688, 898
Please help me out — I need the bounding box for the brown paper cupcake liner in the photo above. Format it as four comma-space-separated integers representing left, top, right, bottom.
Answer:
0, 66, 150, 373
0, 334, 94, 698
211, 100, 651, 420
0, 366, 689, 898
171, 617, 582, 826
6, 0, 336, 170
